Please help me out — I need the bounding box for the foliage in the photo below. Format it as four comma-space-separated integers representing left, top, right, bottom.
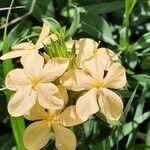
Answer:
0, 0, 150, 149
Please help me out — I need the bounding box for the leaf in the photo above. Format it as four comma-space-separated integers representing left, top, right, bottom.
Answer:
109, 111, 150, 147
80, 13, 116, 45
146, 128, 150, 150
79, 1, 124, 14
132, 74, 150, 87
126, 85, 148, 148
121, 85, 138, 123
65, 6, 80, 41
124, 51, 138, 69
141, 56, 150, 70
133, 32, 150, 50
43, 17, 62, 34
18, 0, 54, 21
7, 20, 32, 48
0, 133, 15, 150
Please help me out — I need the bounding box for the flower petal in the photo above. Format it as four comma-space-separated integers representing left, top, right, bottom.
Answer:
24, 103, 49, 121
76, 38, 99, 67
97, 48, 118, 70
60, 69, 93, 91
57, 85, 68, 105
35, 22, 50, 49
79, 38, 98, 55
65, 40, 79, 52
59, 105, 83, 127
41, 57, 69, 82
98, 88, 123, 120
76, 89, 99, 122
0, 50, 32, 60
83, 57, 104, 81
102, 62, 126, 89
8, 86, 37, 116
12, 41, 34, 50
38, 83, 64, 110
53, 124, 76, 150
21, 52, 44, 79
5, 69, 31, 91
23, 121, 50, 150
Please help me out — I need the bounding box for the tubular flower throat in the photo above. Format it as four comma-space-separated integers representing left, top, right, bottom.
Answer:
6, 52, 69, 116
60, 56, 126, 122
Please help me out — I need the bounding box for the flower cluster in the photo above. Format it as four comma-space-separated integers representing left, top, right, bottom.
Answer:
0, 22, 126, 150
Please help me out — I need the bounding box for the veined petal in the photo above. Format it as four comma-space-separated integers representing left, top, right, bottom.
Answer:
65, 40, 79, 52
57, 85, 68, 105
83, 57, 104, 81
8, 86, 37, 116
97, 48, 118, 70
41, 57, 69, 82
0, 50, 32, 60
97, 48, 118, 61
12, 41, 34, 51
60, 69, 93, 91
53, 124, 76, 150
79, 38, 98, 55
98, 88, 123, 120
24, 103, 49, 121
23, 121, 50, 150
76, 38, 99, 68
59, 105, 83, 127
21, 52, 44, 79
76, 89, 99, 122
102, 62, 126, 89
38, 83, 64, 110
35, 22, 50, 49
5, 69, 31, 91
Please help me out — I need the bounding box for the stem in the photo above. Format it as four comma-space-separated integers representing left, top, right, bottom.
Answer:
123, 0, 130, 50
2, 0, 25, 150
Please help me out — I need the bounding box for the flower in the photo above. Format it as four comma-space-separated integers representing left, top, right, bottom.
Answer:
60, 57, 126, 121
66, 38, 118, 70
23, 86, 83, 150
0, 22, 57, 60
6, 52, 69, 116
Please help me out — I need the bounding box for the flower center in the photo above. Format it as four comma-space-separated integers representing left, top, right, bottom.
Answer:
47, 114, 59, 127
93, 80, 103, 89
31, 78, 41, 90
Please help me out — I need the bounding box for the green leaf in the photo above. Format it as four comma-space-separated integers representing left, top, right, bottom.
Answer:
132, 74, 150, 86
126, 85, 148, 148
141, 56, 150, 70
7, 20, 32, 48
65, 6, 80, 41
0, 133, 15, 150
133, 32, 150, 50
146, 128, 150, 150
43, 17, 62, 34
125, 51, 138, 69
81, 13, 116, 45
121, 85, 138, 123
109, 111, 150, 147
79, 1, 124, 14
18, 0, 54, 21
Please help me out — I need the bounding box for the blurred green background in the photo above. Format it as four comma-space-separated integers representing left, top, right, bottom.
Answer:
0, 0, 150, 149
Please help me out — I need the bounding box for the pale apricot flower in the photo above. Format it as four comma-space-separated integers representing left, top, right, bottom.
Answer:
66, 38, 118, 70
23, 86, 82, 150
60, 57, 126, 121
6, 52, 69, 116
0, 22, 57, 60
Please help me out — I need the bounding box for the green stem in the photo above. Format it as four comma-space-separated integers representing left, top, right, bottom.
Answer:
2, 0, 25, 150
123, 0, 130, 50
